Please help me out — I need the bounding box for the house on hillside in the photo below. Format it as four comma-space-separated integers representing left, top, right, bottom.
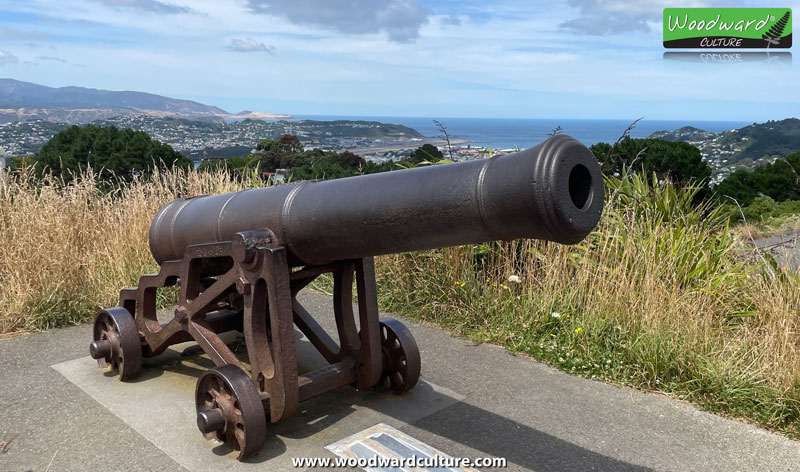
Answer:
264, 168, 289, 185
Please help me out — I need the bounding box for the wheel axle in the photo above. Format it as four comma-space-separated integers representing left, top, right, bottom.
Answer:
91, 307, 142, 381
89, 339, 112, 360
195, 365, 267, 460
197, 408, 226, 434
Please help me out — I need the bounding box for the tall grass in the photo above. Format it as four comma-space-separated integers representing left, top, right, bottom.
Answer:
0, 167, 256, 333
1, 167, 799, 436
376, 172, 800, 436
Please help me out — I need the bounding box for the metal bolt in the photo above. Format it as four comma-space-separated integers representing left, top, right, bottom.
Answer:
236, 277, 251, 294
174, 306, 189, 323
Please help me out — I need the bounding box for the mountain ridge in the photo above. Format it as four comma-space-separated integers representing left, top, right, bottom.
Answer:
0, 78, 291, 124
648, 117, 800, 182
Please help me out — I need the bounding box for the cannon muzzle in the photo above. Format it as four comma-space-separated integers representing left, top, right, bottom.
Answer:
149, 134, 604, 266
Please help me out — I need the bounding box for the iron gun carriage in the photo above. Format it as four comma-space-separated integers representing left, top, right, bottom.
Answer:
89, 134, 604, 459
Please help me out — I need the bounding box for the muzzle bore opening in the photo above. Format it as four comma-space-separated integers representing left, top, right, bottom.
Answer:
568, 164, 593, 210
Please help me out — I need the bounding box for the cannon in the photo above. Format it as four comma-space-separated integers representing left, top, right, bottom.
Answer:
89, 134, 604, 460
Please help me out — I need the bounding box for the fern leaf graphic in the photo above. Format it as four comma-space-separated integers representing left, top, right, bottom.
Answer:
762, 11, 790, 45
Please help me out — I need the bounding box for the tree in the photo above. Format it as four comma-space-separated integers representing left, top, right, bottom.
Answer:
713, 169, 758, 206
275, 134, 303, 154
591, 137, 712, 196
203, 134, 397, 182
715, 151, 800, 206
408, 144, 443, 164
256, 139, 275, 152
328, 150, 364, 169
33, 124, 191, 181
256, 134, 304, 170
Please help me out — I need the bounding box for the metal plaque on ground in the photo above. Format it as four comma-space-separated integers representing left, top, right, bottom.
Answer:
326, 423, 479, 472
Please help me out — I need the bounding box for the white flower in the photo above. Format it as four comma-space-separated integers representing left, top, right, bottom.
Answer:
507, 275, 521, 283
551, 312, 561, 318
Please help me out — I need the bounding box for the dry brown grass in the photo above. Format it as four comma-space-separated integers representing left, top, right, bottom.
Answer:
0, 168, 253, 333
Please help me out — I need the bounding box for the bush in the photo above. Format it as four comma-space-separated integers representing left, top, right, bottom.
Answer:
743, 196, 779, 222
590, 137, 712, 199
715, 152, 800, 206
723, 196, 800, 227
33, 124, 192, 182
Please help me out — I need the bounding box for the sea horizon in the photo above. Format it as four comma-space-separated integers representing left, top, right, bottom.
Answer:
292, 115, 752, 150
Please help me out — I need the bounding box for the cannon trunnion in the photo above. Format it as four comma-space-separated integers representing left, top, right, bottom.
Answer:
88, 134, 603, 460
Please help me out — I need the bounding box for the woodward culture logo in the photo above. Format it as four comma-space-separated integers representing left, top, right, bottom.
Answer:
663, 8, 792, 48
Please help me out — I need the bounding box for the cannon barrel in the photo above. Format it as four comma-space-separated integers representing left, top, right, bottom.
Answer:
149, 134, 604, 266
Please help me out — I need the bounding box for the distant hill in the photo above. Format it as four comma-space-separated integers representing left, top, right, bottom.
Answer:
649, 126, 716, 142
722, 119, 800, 160
0, 115, 425, 156
0, 78, 291, 124
648, 118, 800, 182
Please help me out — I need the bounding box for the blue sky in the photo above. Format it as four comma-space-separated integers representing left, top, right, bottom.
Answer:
0, 0, 797, 121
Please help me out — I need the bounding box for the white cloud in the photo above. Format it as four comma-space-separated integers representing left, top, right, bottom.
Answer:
559, 0, 724, 35
36, 55, 67, 63
439, 15, 461, 27
0, 51, 19, 65
227, 38, 275, 54
98, 0, 193, 14
0, 27, 48, 40
245, 0, 431, 42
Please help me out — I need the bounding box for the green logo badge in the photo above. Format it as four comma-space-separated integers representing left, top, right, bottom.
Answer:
663, 8, 792, 48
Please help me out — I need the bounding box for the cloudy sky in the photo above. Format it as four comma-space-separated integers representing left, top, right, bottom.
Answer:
0, 0, 797, 121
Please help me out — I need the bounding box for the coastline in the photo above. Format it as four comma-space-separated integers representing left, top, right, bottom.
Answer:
345, 138, 471, 155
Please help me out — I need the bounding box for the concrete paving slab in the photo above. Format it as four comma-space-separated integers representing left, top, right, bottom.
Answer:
52, 333, 464, 471
0, 324, 184, 472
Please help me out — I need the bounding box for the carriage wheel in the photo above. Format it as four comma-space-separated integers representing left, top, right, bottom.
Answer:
89, 307, 142, 381
378, 318, 421, 394
195, 365, 267, 460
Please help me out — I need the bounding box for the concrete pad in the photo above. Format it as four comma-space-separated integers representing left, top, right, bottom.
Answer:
52, 333, 464, 472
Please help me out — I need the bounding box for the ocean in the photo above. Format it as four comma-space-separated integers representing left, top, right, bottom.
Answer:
293, 115, 750, 150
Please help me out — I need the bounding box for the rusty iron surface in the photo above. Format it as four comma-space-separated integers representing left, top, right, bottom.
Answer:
91, 230, 420, 460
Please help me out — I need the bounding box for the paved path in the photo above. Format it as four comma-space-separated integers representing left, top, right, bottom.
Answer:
1, 290, 799, 471
752, 229, 800, 271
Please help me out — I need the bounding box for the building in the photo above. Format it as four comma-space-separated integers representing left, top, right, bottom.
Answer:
263, 168, 289, 185
274, 168, 289, 184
